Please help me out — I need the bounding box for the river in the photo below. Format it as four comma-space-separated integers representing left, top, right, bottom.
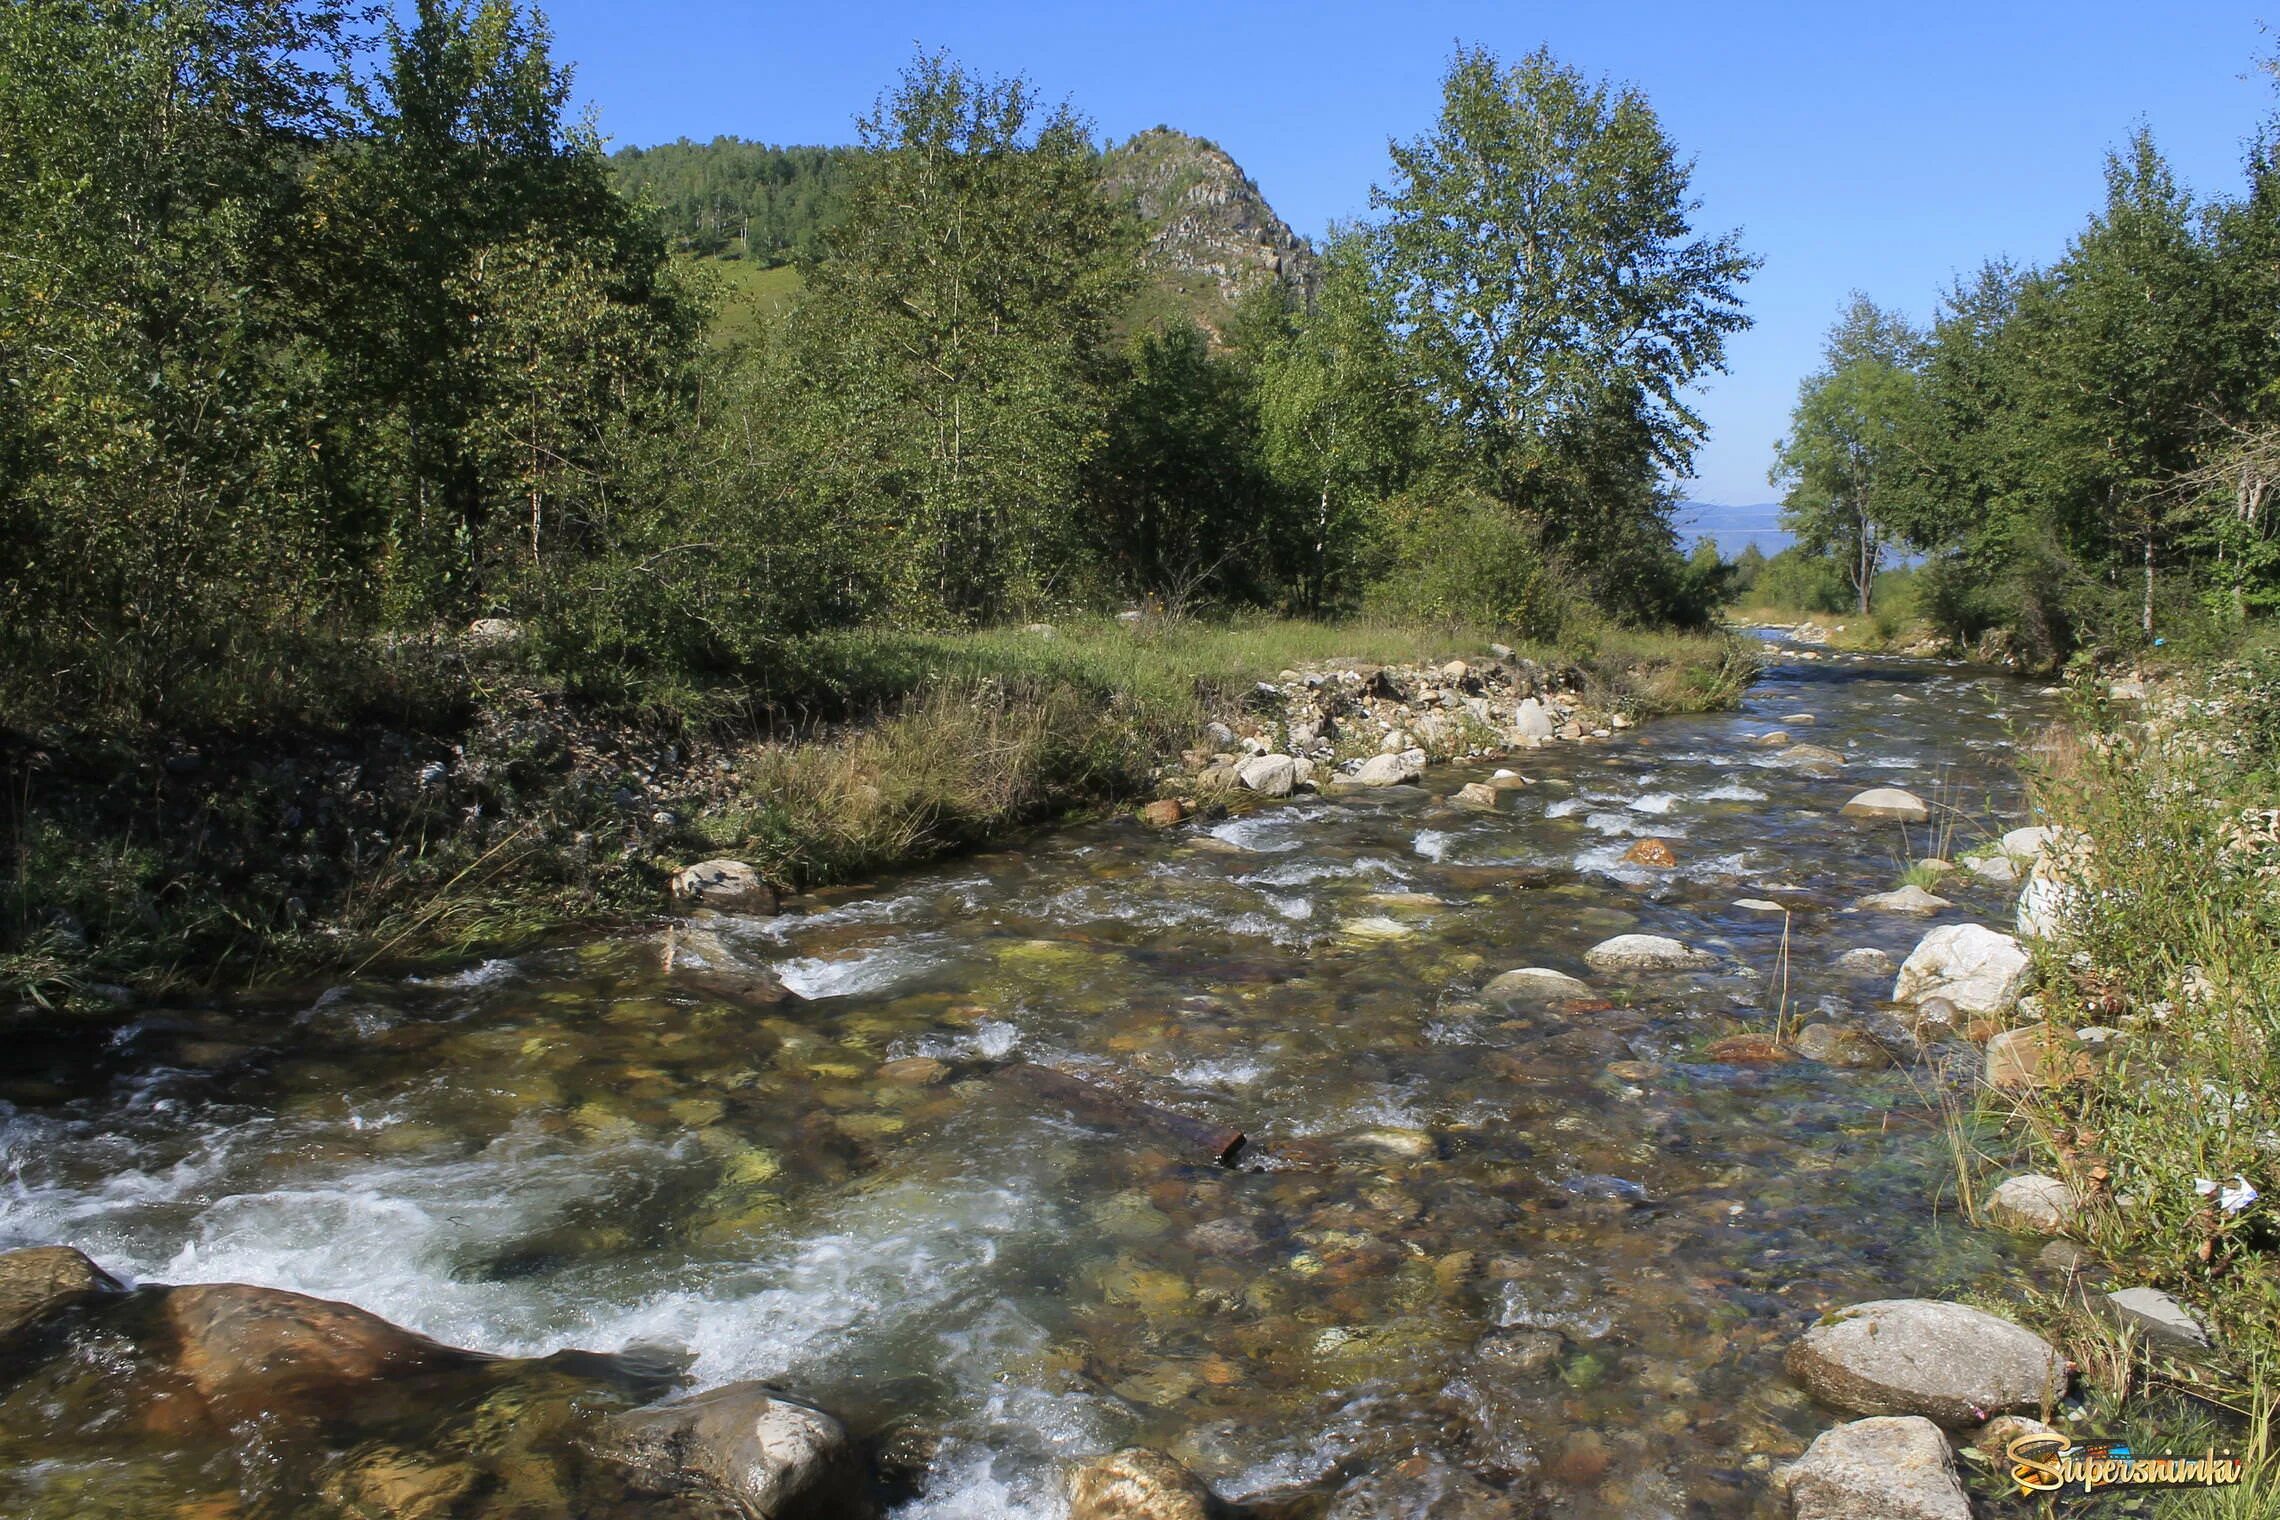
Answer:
0, 641, 2055, 1518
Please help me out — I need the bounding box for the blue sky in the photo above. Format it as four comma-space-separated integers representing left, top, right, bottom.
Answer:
541, 0, 2276, 506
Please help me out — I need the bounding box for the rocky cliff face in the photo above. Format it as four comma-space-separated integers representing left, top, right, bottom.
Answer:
1101, 127, 1317, 337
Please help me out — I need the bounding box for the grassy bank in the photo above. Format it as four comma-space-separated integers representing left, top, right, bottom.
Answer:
2, 618, 1753, 1013
1980, 651, 2280, 1509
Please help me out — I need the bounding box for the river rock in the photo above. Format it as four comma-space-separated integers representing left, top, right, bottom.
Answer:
1984, 1025, 2087, 1089
1510, 698, 1555, 740
1325, 1454, 1511, 1520
1794, 1023, 1890, 1069
1140, 799, 1189, 828
600, 1381, 871, 1519
1482, 967, 1594, 1004
1237, 754, 1299, 797
161, 1282, 485, 1420
325, 1448, 480, 1520
666, 929, 796, 1005
1786, 1299, 2067, 1425
1836, 947, 1897, 975
1985, 1173, 2079, 1234
1963, 852, 2020, 886
1842, 788, 1931, 824
1453, 781, 1509, 811
2001, 826, 2057, 862
2015, 858, 2079, 939
876, 1057, 949, 1086
1775, 1416, 1970, 1520
1067, 1447, 1215, 1520
1352, 750, 1424, 786
1751, 729, 1793, 747
1893, 924, 2029, 1016
1779, 743, 1846, 767
1622, 837, 1678, 868
0, 1245, 122, 1345
1853, 886, 1952, 915
2104, 1287, 2210, 1351
674, 859, 776, 914
1584, 934, 1716, 972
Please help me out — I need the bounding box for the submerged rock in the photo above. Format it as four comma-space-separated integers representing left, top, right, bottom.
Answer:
1778, 743, 1846, 767
1835, 947, 1897, 975
1892, 924, 2028, 1016
1793, 1023, 1890, 1069
1853, 886, 1952, 915
599, 1380, 873, 1519
0, 1245, 121, 1345
1841, 788, 1930, 824
1786, 1299, 2066, 1425
1066, 1447, 1215, 1520
1481, 967, 1594, 1004
1776, 1416, 1970, 1520
1583, 934, 1716, 972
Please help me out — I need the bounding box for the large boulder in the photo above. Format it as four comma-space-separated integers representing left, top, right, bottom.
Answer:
599, 1380, 873, 1519
1842, 789, 1931, 824
1351, 750, 1425, 787
665, 929, 796, 1005
1067, 1447, 1214, 1520
1776, 1416, 1970, 1520
674, 859, 777, 915
1584, 934, 1717, 972
1892, 924, 2029, 1017
1236, 754, 1299, 797
1786, 1299, 2066, 1426
161, 1283, 487, 1422
0, 1245, 122, 1345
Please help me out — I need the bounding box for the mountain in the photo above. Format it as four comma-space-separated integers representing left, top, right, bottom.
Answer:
611, 128, 1318, 345
1098, 127, 1318, 339
1677, 502, 1791, 558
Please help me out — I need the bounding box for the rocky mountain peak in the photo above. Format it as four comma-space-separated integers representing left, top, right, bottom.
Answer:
1101, 127, 1317, 335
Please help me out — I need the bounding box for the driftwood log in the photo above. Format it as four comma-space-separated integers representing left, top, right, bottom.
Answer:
997, 1063, 1246, 1166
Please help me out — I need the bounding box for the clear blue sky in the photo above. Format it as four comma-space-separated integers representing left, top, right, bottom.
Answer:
539, 0, 2275, 506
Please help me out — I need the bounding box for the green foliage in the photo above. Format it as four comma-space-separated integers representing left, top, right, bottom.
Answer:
1770, 295, 1930, 613
609, 138, 856, 264
1365, 488, 1580, 641
1365, 44, 1756, 604
765, 51, 1140, 624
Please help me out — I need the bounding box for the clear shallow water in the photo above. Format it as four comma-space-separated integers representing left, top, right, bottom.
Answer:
0, 647, 2057, 1517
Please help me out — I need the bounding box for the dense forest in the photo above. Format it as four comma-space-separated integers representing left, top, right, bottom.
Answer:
1764, 89, 2280, 668
0, 3, 1752, 737
608, 138, 855, 264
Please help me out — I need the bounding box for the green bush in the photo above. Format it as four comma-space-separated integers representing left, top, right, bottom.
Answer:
1365, 488, 1581, 640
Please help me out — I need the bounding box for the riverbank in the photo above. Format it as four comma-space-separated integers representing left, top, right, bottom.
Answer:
1, 617, 1754, 1013
1981, 650, 2280, 1506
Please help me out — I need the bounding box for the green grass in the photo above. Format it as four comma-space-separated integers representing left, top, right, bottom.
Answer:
686, 254, 803, 345
1, 616, 1751, 1007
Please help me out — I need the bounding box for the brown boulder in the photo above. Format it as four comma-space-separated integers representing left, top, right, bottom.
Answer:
161, 1283, 485, 1421
1140, 799, 1189, 828
598, 1380, 873, 1519
0, 1245, 122, 1345
1622, 838, 1678, 868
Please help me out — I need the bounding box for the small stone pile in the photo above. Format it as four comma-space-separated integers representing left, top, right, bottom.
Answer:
1160, 649, 1618, 807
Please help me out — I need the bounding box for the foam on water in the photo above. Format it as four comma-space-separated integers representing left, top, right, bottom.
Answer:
775, 938, 945, 999
1412, 829, 1453, 861
1695, 782, 1769, 802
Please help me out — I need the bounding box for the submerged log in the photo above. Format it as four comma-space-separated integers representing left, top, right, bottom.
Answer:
998, 1063, 1246, 1166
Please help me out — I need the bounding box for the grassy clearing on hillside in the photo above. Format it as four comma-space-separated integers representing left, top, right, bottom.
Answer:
1981, 653, 2280, 1506
1, 618, 1753, 1007
689, 254, 803, 344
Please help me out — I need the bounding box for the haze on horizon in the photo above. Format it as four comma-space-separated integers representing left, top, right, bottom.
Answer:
538, 0, 2276, 509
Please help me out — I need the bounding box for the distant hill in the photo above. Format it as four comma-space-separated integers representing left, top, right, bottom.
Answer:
1678, 501, 1790, 559
611, 127, 1316, 345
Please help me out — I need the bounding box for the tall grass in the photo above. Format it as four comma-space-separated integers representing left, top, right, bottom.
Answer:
1994, 650, 2280, 1492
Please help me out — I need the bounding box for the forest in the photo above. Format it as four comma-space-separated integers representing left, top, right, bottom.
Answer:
1761, 101, 2280, 669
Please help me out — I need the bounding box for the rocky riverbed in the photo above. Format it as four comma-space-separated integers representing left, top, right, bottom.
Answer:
0, 638, 2129, 1518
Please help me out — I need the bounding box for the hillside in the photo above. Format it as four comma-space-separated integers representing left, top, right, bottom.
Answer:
616, 127, 1317, 342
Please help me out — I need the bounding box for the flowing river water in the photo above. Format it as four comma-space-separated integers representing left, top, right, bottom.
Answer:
0, 642, 2059, 1518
